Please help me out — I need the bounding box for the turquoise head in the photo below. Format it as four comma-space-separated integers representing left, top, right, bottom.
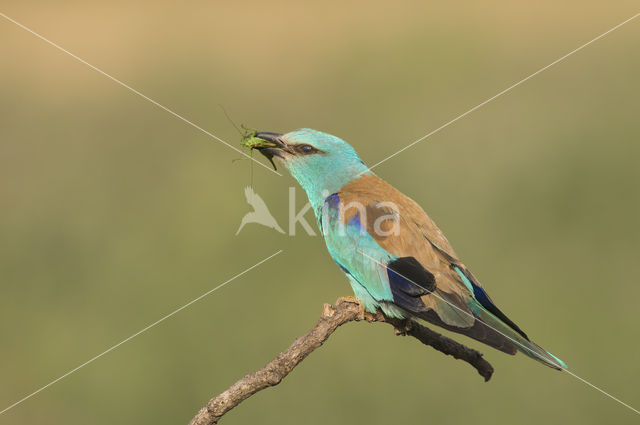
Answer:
253, 129, 371, 210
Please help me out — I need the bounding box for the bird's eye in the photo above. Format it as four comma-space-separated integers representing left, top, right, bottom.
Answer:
300, 144, 314, 154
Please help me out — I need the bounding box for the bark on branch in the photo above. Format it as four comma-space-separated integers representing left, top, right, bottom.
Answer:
188, 298, 493, 425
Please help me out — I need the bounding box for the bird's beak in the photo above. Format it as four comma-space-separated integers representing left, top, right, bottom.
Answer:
252, 132, 292, 170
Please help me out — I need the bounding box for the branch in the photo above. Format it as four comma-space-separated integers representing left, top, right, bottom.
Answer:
188, 298, 493, 425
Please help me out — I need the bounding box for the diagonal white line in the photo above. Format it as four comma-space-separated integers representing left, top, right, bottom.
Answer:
365, 12, 640, 173
563, 369, 640, 415
0, 250, 283, 416
0, 12, 282, 176
356, 249, 639, 415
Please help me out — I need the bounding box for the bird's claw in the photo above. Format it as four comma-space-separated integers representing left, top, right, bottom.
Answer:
393, 319, 412, 336
336, 296, 366, 320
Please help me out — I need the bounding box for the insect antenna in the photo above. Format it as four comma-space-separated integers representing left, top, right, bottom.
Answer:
219, 104, 242, 136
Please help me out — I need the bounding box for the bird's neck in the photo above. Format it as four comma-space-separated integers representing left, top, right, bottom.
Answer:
293, 168, 373, 213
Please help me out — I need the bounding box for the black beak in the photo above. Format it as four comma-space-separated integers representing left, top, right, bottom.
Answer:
253, 132, 290, 170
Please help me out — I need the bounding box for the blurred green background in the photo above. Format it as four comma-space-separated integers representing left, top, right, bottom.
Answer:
1, 1, 639, 424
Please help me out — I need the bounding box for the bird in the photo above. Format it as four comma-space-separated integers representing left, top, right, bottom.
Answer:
251, 128, 566, 370
236, 186, 285, 235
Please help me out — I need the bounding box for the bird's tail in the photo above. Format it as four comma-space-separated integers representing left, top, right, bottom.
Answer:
416, 293, 567, 370
470, 304, 567, 370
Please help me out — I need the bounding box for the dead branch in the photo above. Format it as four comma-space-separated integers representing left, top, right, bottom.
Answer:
188, 298, 493, 425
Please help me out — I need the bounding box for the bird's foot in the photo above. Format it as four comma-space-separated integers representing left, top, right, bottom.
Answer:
336, 295, 360, 306
336, 296, 366, 320
393, 319, 412, 336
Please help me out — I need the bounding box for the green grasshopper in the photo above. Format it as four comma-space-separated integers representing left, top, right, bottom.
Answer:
236, 125, 281, 171
240, 126, 278, 150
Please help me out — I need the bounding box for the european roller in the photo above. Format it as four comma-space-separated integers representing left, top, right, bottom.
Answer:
251, 128, 566, 370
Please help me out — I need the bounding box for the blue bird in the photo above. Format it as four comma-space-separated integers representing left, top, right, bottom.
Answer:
252, 128, 566, 370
